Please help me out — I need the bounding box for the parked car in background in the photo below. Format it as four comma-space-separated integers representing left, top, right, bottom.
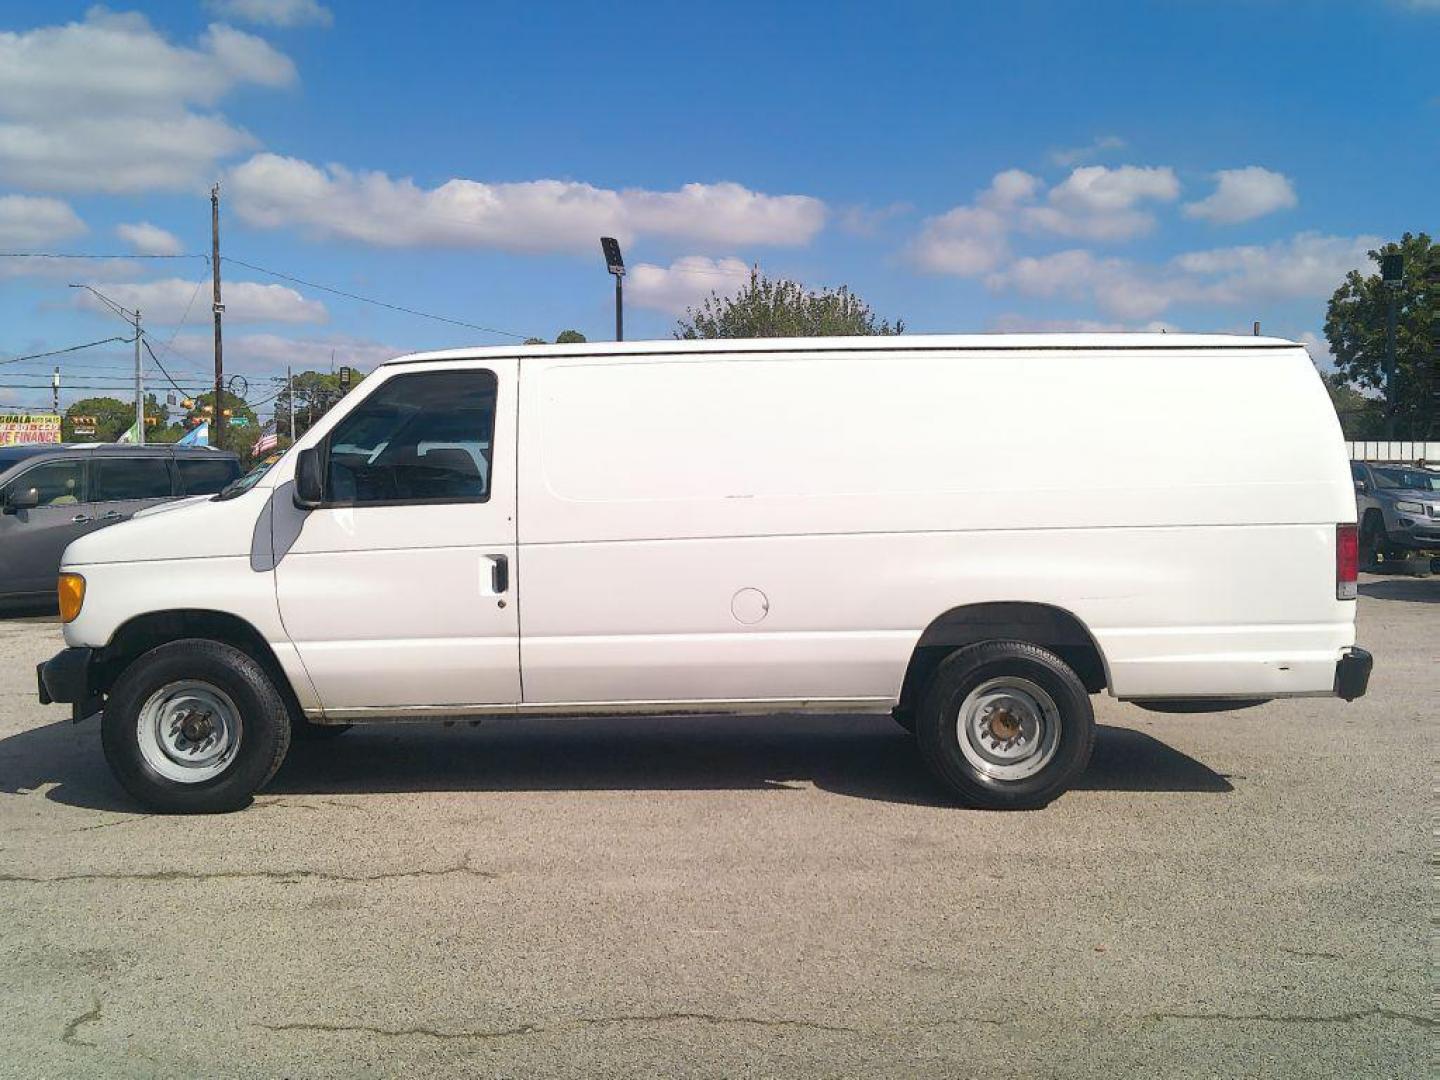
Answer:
0, 444, 241, 605
1350, 461, 1440, 566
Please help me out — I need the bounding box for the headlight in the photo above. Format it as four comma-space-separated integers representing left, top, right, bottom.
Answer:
1394, 500, 1424, 514
57, 573, 85, 623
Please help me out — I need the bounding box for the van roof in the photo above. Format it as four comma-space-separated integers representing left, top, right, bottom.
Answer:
385, 332, 1304, 368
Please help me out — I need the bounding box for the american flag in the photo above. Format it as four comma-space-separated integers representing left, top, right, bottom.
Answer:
251, 419, 279, 456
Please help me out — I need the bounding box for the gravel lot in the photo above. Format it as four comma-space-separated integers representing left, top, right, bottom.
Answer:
0, 575, 1432, 1079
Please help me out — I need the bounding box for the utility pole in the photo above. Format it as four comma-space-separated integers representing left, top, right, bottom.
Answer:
134, 307, 145, 445
287, 366, 295, 439
211, 183, 225, 448
51, 367, 59, 415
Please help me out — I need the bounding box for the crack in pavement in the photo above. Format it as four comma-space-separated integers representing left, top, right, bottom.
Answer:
260, 1012, 857, 1041
1146, 1007, 1433, 1029
262, 1020, 542, 1042
61, 998, 102, 1048
0, 858, 493, 886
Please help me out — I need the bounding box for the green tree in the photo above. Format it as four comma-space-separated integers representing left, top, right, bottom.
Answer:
1323, 232, 1436, 438
675, 269, 904, 339
62, 395, 168, 442
555, 329, 587, 344
274, 370, 364, 441
183, 390, 258, 460
1319, 371, 1384, 439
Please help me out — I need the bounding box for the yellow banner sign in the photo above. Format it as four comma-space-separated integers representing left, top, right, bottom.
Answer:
0, 413, 62, 446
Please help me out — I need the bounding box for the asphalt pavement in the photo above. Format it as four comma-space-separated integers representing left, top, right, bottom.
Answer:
0, 575, 1432, 1078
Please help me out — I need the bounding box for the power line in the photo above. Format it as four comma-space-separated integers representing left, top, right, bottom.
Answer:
223, 256, 532, 340
142, 337, 196, 399
0, 252, 206, 261
0, 337, 131, 367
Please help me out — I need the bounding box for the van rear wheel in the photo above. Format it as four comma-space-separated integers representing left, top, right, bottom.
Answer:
101, 639, 291, 814
916, 641, 1094, 810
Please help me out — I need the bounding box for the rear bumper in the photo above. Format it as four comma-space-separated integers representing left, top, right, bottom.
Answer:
36, 647, 101, 721
1333, 646, 1373, 701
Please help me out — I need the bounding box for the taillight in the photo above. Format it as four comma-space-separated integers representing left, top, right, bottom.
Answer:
1336, 524, 1358, 600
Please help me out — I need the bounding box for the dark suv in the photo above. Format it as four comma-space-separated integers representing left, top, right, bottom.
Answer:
0, 444, 241, 604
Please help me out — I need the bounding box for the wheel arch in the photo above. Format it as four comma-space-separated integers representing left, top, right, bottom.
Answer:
93, 609, 304, 722
898, 601, 1110, 716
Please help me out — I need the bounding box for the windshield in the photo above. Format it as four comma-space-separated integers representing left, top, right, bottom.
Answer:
214, 451, 283, 500
1372, 468, 1440, 492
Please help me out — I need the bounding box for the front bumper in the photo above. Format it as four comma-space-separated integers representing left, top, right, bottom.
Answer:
36, 647, 101, 721
1333, 646, 1373, 702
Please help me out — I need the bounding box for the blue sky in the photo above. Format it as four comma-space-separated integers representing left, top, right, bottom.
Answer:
0, 0, 1435, 416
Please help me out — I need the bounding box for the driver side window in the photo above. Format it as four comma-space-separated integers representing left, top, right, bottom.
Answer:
323, 370, 497, 506
7, 459, 86, 507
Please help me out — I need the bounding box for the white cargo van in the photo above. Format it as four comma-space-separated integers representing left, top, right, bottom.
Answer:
37, 334, 1371, 812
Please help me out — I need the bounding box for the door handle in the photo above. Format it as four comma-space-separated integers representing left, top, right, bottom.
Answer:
71, 514, 91, 524
99, 511, 124, 521
489, 554, 509, 594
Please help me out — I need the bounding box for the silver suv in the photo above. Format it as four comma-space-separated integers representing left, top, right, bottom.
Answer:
1350, 461, 1440, 566
0, 444, 240, 605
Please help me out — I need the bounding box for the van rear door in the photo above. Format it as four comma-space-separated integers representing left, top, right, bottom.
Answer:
274, 361, 519, 714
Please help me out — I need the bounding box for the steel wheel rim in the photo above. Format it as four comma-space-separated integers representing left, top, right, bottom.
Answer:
135, 680, 243, 784
955, 676, 1061, 782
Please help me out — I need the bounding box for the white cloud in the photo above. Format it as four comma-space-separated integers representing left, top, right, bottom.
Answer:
910, 164, 1178, 275
990, 313, 1178, 334
1050, 135, 1126, 167
0, 194, 86, 246
628, 256, 751, 314
1184, 167, 1297, 224
115, 221, 182, 256
986, 232, 1377, 320
1171, 232, 1375, 304
226, 154, 827, 252
172, 331, 400, 381
0, 10, 295, 193
1021, 165, 1180, 241
230, 153, 829, 253
908, 169, 1039, 275
73, 278, 326, 325
204, 0, 334, 28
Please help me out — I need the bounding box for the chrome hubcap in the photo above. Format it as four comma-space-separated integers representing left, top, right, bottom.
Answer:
956, 676, 1061, 782
136, 680, 243, 784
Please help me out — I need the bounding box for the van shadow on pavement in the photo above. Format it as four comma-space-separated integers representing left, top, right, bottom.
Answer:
0, 713, 1231, 815
1358, 578, 1439, 603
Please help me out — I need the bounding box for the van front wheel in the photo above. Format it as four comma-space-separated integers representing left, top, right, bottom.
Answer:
101, 639, 292, 814
916, 641, 1094, 810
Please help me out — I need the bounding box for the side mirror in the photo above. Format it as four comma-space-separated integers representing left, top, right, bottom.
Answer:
1353, 479, 1366, 494
293, 447, 325, 509
3, 488, 39, 514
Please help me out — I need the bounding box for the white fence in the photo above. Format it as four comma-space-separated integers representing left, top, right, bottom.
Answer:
1346, 441, 1440, 463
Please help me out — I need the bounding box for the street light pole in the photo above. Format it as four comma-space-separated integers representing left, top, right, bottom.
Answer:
1381, 252, 1403, 440
600, 237, 625, 342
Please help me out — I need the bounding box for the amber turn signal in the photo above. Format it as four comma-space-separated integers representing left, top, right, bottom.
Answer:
57, 573, 85, 623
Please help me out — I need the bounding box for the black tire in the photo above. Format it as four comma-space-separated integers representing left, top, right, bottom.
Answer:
915, 641, 1094, 810
101, 639, 292, 813
1360, 512, 1386, 570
